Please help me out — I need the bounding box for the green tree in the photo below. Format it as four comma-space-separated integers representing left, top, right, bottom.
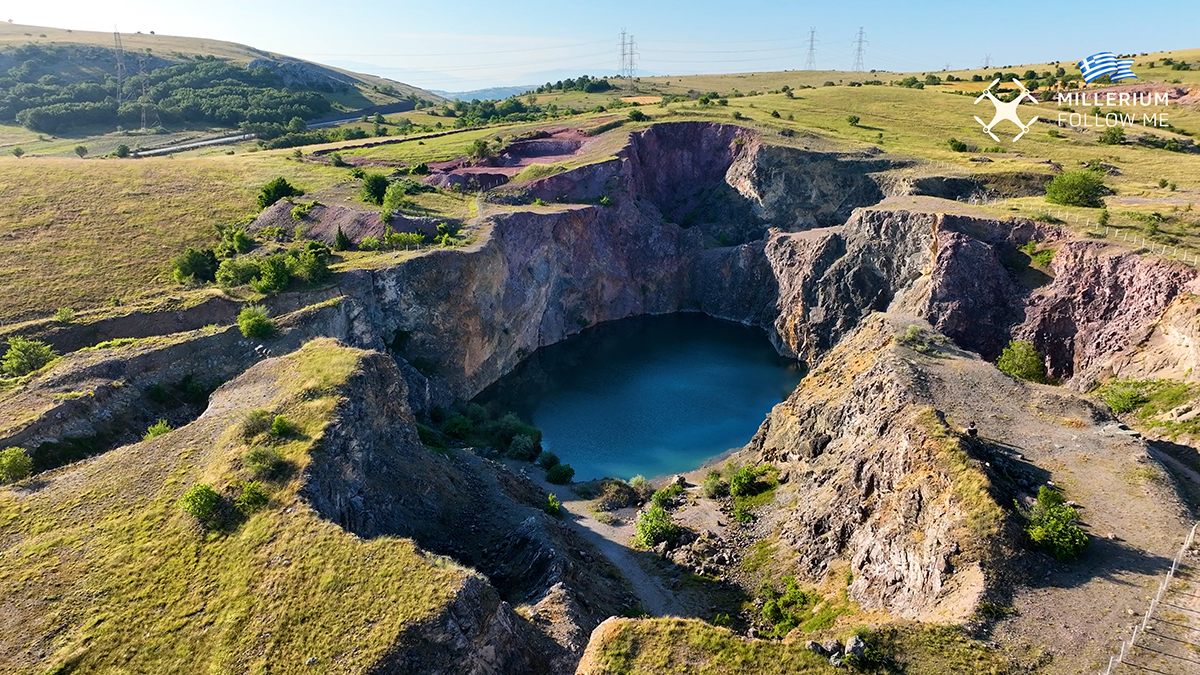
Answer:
1098, 126, 1125, 145
333, 226, 351, 251
1, 336, 57, 377
996, 340, 1048, 383
628, 109, 647, 122
257, 177, 303, 210
171, 247, 218, 284
1023, 486, 1087, 559
0, 447, 33, 483
74, 145, 87, 158
468, 138, 493, 160
114, 144, 130, 158
286, 116, 307, 133
237, 306, 274, 338
847, 115, 861, 126
546, 463, 575, 484
1045, 170, 1105, 207
11, 147, 24, 158
249, 255, 291, 294
360, 173, 389, 205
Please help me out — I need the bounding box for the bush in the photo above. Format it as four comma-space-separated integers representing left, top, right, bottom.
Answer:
506, 433, 539, 461
248, 255, 290, 294
629, 474, 653, 501
234, 481, 269, 514
360, 173, 390, 205
947, 138, 968, 152
143, 419, 172, 440
1098, 126, 1125, 145
628, 109, 647, 122
0, 447, 33, 483
1045, 170, 1106, 208
257, 177, 302, 209
634, 503, 679, 547
214, 257, 259, 287
1022, 486, 1087, 559
546, 463, 575, 484
244, 445, 286, 479
359, 236, 381, 251
443, 414, 474, 439
270, 414, 293, 437
544, 493, 562, 516
996, 340, 1048, 384
2, 336, 57, 377
53, 307, 75, 323
651, 483, 683, 509
11, 147, 24, 158
597, 479, 640, 510
537, 451, 560, 469
171, 247, 219, 284
286, 248, 330, 284
237, 306, 274, 338
114, 144, 130, 158
847, 115, 860, 126
701, 472, 728, 498
730, 465, 773, 497
178, 483, 221, 525
74, 145, 87, 158
1100, 382, 1147, 413
242, 409, 273, 439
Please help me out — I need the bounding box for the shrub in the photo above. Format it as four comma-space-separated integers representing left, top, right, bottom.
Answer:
360, 173, 390, 205
544, 493, 562, 516
286, 248, 330, 284
634, 503, 679, 547
701, 472, 728, 498
0, 447, 33, 483
257, 177, 302, 209
329, 152, 348, 167
629, 474, 653, 501
1098, 126, 1125, 145
947, 138, 968, 152
597, 479, 640, 510
249, 255, 290, 294
215, 257, 260, 287
290, 200, 320, 220
996, 340, 1048, 384
1045, 170, 1105, 207
270, 415, 293, 437
546, 463, 575, 484
11, 147, 24, 158
468, 138, 493, 160
242, 409, 273, 439
1100, 382, 1147, 413
172, 247, 219, 284
651, 483, 683, 509
537, 451, 560, 469
443, 414, 474, 439
628, 109, 647, 122
359, 236, 381, 251
2, 337, 57, 377
506, 434, 539, 461
178, 483, 221, 525
53, 307, 76, 323
847, 115, 860, 126
234, 481, 269, 514
333, 226, 351, 251
1022, 486, 1087, 559
143, 419, 172, 440
244, 445, 286, 479
237, 306, 274, 338
74, 145, 87, 158
114, 144, 130, 158
730, 465, 773, 497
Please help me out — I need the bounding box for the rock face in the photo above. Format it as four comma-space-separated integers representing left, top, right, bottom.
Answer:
1017, 241, 1199, 383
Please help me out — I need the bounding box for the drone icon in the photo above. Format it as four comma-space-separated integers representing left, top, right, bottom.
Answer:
973, 78, 1040, 142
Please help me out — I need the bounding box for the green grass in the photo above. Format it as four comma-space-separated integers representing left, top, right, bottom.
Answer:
915, 408, 1004, 545
588, 618, 1012, 675
0, 339, 470, 673
1095, 377, 1199, 440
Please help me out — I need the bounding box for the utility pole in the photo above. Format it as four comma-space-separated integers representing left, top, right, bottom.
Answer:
851, 28, 867, 72
804, 28, 818, 70
113, 26, 125, 106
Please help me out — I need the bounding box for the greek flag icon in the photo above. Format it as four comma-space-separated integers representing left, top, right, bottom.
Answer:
1112, 59, 1138, 81
1079, 52, 1118, 83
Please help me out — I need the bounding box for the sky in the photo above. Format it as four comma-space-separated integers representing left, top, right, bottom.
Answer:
6, 1, 1200, 92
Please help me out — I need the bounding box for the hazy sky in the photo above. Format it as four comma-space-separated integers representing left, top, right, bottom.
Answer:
6, 1, 1199, 91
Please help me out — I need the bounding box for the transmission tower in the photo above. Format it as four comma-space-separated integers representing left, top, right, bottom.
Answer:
851, 28, 868, 72
137, 51, 149, 130
618, 29, 627, 81
982, 53, 992, 69
617, 29, 637, 87
804, 28, 819, 70
113, 26, 126, 105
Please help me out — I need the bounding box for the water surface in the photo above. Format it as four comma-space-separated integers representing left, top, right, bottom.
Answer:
475, 314, 802, 481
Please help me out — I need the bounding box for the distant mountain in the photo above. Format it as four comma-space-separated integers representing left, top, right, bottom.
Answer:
430, 86, 536, 101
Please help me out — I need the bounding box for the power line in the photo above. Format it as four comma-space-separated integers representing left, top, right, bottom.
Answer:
851, 27, 868, 72
982, 53, 992, 69
804, 28, 818, 70
617, 29, 637, 84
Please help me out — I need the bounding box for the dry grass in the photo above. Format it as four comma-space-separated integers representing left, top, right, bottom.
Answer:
0, 339, 470, 673
0, 153, 345, 323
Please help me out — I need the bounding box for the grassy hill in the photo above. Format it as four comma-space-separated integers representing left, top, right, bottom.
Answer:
0, 22, 443, 106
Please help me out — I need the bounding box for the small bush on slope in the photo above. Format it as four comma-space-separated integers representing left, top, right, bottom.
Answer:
996, 340, 1048, 384
1, 337, 58, 377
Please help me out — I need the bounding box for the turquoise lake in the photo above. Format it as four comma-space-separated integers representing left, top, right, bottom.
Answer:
475, 313, 803, 481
